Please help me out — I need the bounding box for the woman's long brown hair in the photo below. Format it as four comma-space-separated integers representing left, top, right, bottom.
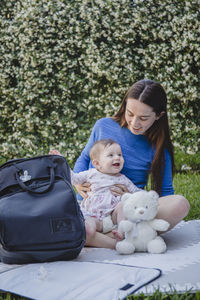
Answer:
112, 79, 175, 196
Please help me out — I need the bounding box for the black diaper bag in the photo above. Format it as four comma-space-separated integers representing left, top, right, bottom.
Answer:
0, 155, 86, 264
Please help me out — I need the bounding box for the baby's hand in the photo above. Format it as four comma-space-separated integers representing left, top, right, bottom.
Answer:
49, 149, 62, 156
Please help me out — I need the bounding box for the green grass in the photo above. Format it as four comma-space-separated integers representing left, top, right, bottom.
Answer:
1, 172, 200, 300
173, 172, 200, 220
128, 290, 200, 299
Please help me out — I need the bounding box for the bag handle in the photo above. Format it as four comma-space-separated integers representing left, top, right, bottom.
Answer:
15, 166, 55, 194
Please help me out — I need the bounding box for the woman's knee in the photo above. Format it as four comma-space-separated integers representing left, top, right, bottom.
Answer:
174, 195, 190, 218
158, 194, 190, 224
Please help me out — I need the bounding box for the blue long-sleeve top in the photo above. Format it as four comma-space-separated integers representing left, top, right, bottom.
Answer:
74, 117, 174, 198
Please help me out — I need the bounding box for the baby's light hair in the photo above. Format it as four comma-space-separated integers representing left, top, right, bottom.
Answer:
89, 139, 118, 161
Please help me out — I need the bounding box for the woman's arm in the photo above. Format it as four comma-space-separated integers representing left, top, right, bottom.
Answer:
73, 122, 98, 199
73, 151, 90, 173
73, 122, 98, 173
73, 152, 91, 200
161, 149, 174, 196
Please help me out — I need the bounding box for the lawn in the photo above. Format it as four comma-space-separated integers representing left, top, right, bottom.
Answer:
0, 172, 199, 300
173, 172, 200, 221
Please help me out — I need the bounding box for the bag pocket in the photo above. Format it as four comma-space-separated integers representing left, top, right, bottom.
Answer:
0, 180, 84, 251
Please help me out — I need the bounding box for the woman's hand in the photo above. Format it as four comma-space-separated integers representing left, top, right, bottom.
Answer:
75, 182, 91, 199
110, 184, 129, 197
49, 149, 62, 156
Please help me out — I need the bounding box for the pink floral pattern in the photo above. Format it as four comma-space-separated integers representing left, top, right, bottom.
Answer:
71, 169, 140, 220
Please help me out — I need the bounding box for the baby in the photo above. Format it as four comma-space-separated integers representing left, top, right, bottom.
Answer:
50, 139, 141, 237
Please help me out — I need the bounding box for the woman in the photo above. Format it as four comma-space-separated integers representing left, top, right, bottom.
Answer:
74, 79, 190, 249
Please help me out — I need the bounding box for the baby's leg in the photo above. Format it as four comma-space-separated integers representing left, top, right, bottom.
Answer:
111, 202, 124, 224
94, 217, 103, 232
86, 231, 117, 249
111, 202, 124, 240
85, 217, 103, 236
112, 229, 124, 241
85, 217, 117, 249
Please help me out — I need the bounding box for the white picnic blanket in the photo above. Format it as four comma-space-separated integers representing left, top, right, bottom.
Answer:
0, 261, 161, 300
77, 220, 200, 294
0, 220, 200, 299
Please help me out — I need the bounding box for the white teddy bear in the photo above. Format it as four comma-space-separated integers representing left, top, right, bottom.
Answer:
116, 190, 170, 255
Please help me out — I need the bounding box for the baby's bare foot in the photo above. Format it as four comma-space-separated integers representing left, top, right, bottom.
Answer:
112, 229, 124, 241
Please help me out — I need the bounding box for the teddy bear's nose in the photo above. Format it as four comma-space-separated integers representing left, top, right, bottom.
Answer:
139, 209, 144, 214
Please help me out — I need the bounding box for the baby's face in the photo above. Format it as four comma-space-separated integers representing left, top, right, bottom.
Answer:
98, 143, 124, 175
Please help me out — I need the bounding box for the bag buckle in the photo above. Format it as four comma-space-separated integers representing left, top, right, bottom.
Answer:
20, 170, 31, 182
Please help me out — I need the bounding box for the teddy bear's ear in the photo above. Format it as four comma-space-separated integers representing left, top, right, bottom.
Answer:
121, 193, 132, 203
148, 190, 159, 200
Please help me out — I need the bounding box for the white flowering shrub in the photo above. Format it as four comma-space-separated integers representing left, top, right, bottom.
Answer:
0, 0, 199, 167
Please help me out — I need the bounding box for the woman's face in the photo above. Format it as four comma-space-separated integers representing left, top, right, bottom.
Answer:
125, 98, 161, 135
